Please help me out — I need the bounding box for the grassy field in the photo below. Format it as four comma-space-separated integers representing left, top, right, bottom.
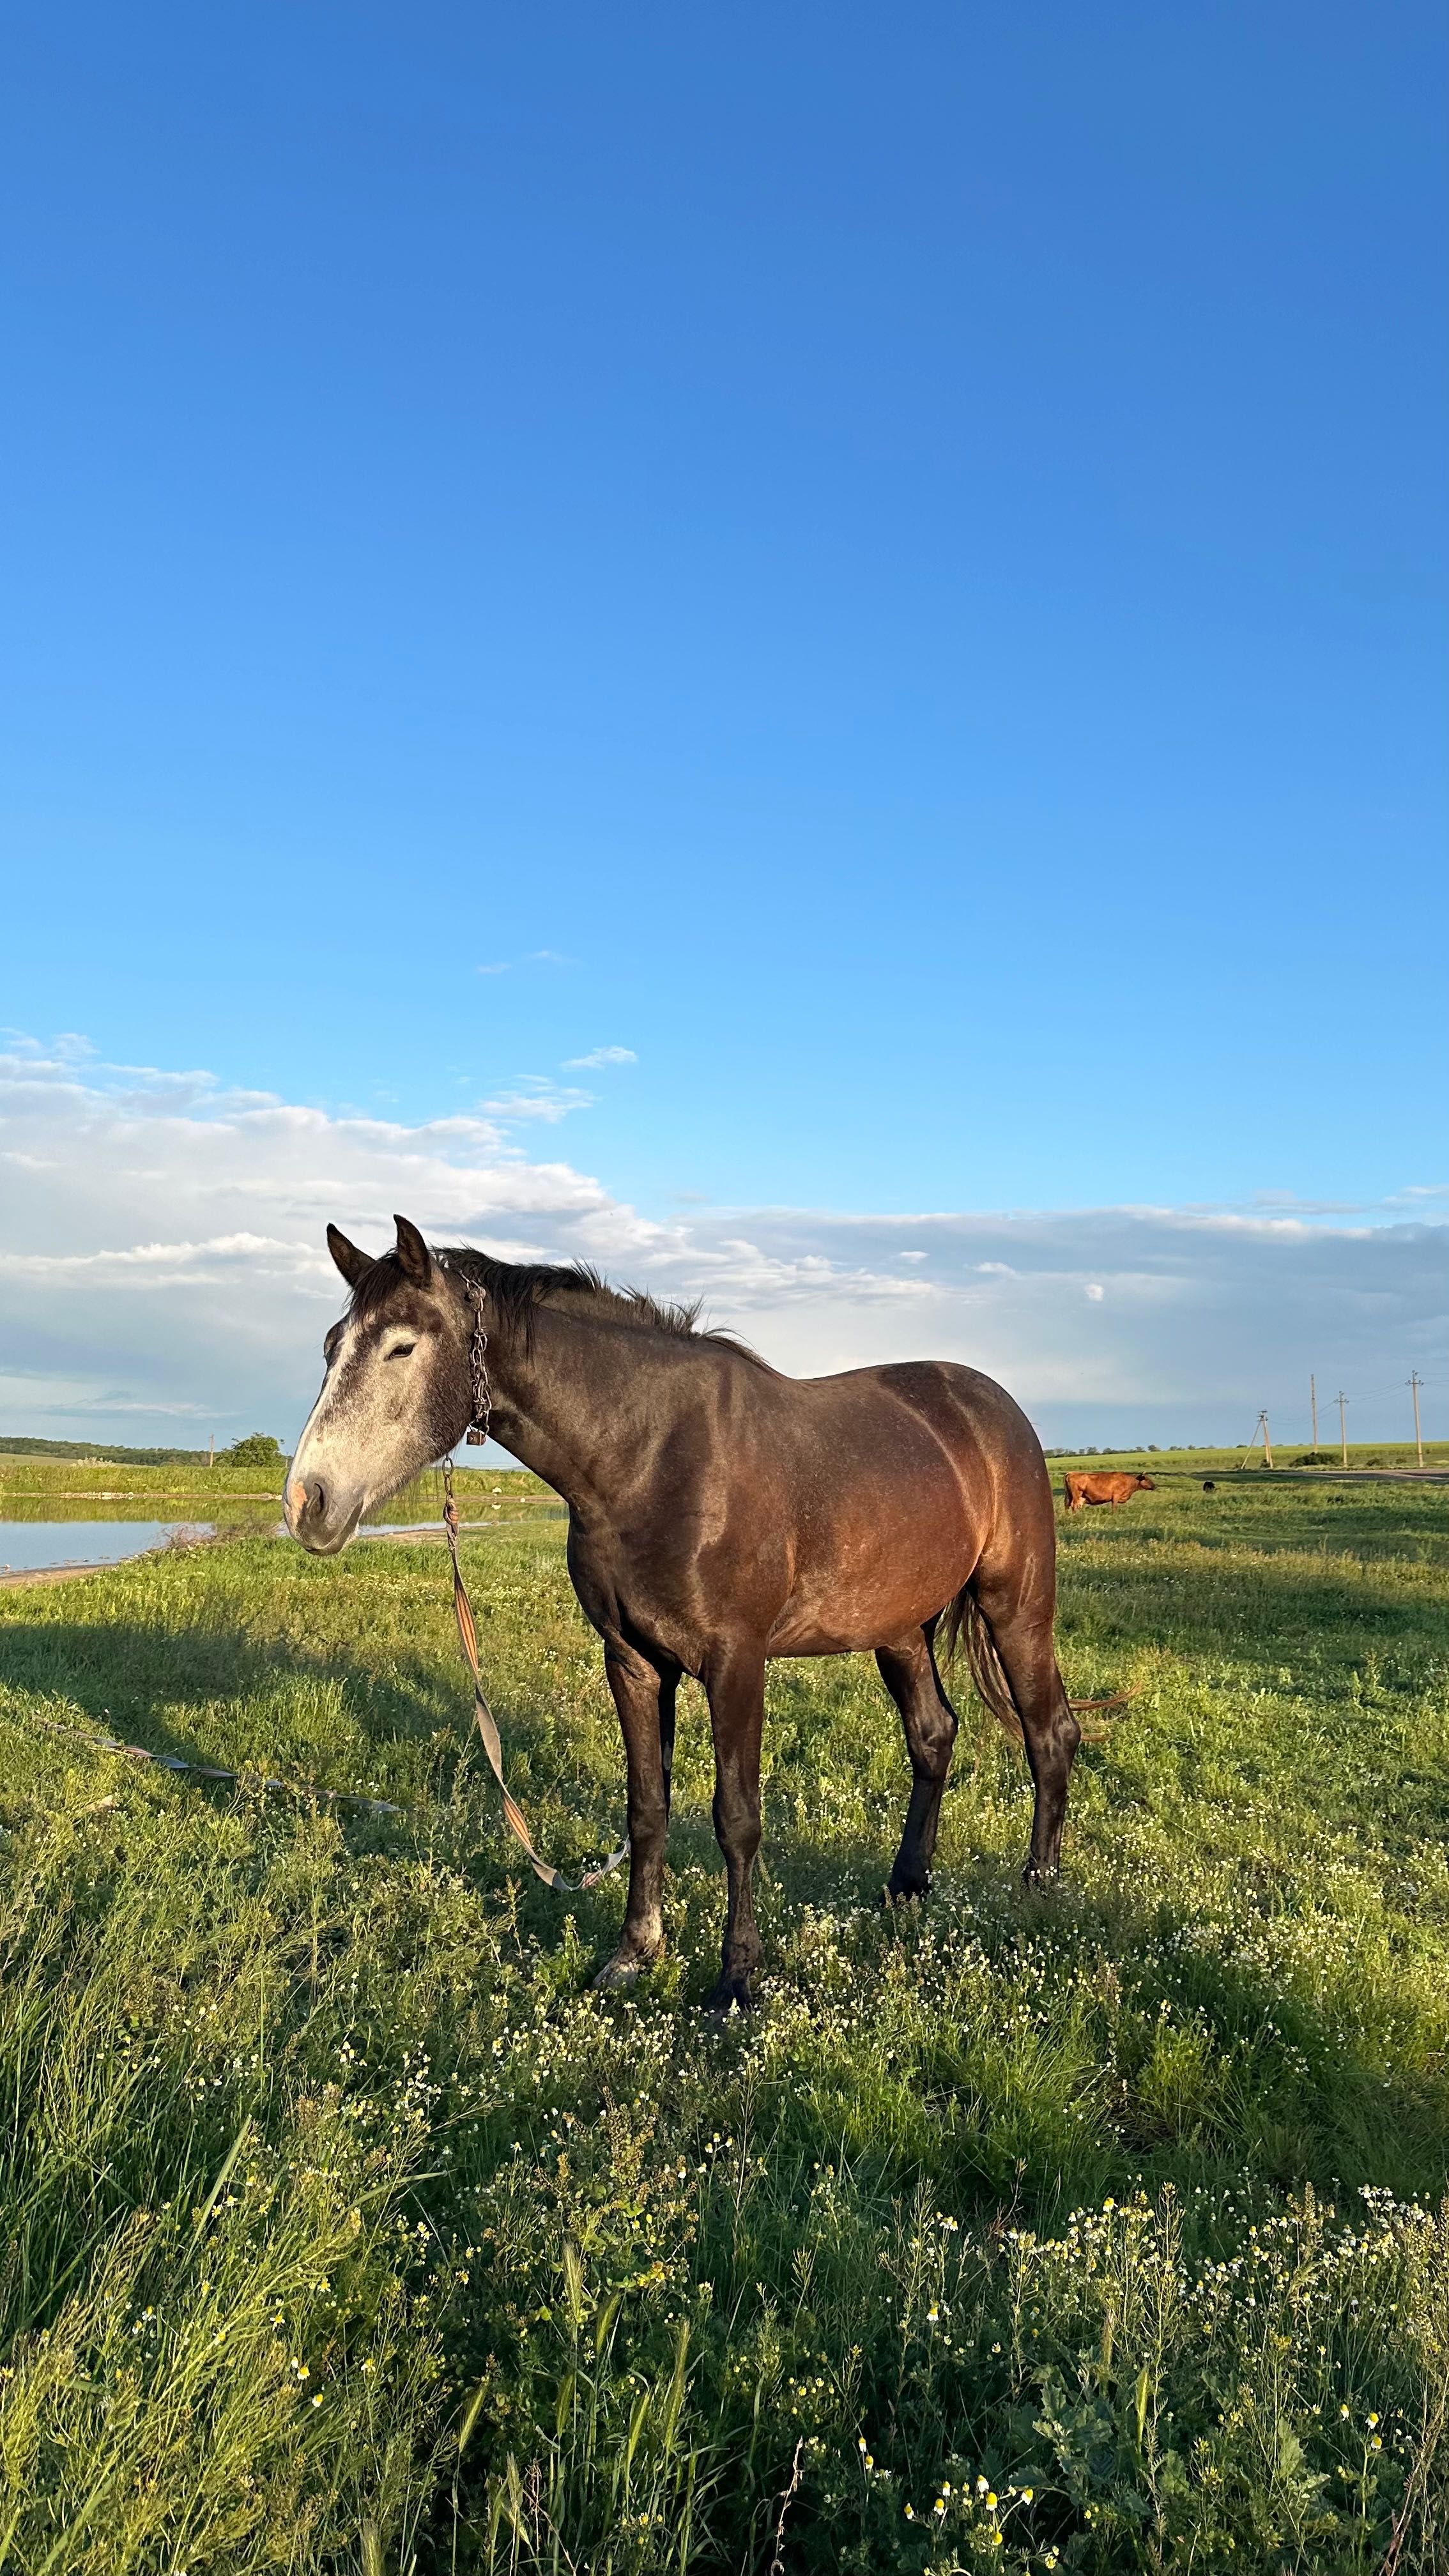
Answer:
1048, 1444, 1449, 1479
0, 1471, 1445, 2571
0, 1460, 538, 1508
3, 1443, 1441, 1497
0, 1464, 556, 1535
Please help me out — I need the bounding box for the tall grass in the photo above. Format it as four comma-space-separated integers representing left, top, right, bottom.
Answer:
0, 1474, 1443, 2567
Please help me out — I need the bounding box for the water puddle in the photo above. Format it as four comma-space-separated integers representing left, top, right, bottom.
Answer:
0, 1521, 215, 1574
0, 1494, 562, 1574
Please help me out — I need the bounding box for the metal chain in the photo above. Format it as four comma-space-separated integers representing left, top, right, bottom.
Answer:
463, 1276, 493, 1448
438, 1260, 491, 1451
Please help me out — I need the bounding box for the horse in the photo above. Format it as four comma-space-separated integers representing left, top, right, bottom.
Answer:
1062, 1470, 1156, 1514
284, 1215, 1081, 2010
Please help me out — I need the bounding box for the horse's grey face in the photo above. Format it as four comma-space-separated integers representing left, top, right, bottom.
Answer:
286, 1216, 467, 1554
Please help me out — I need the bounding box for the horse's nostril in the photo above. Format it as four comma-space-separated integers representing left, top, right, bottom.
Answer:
312, 1479, 327, 1522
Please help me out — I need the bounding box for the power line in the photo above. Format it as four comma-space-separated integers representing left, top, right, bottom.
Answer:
1238, 1411, 1274, 1469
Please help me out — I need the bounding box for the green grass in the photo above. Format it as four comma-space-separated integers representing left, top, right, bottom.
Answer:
0, 1459, 289, 1501
0, 1460, 548, 1508
0, 1465, 555, 1531
0, 1474, 1445, 2570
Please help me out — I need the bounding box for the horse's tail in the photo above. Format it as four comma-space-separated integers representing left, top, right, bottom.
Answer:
939, 1583, 1024, 1743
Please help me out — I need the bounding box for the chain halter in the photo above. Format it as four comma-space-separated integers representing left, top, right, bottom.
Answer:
436, 1257, 491, 1524
460, 1271, 493, 1447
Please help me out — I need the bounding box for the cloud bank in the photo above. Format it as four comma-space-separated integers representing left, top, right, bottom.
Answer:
0, 1038, 1443, 1450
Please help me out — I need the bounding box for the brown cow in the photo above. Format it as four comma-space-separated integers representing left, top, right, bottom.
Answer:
1063, 1470, 1156, 1513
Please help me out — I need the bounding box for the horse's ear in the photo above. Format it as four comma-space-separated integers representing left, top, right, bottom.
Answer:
326, 1224, 372, 1290
393, 1214, 433, 1285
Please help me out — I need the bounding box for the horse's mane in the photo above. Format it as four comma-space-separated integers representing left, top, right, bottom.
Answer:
351, 1243, 768, 1367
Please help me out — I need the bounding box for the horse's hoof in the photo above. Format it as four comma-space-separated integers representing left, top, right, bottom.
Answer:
883, 1876, 930, 1908
592, 1945, 661, 1993
1021, 1862, 1061, 1892
705, 1972, 757, 2016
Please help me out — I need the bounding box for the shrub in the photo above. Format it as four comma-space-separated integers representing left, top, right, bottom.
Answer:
225, 1434, 286, 1468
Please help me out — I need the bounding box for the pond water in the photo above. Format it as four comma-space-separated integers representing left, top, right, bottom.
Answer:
0, 1492, 564, 1574
0, 1521, 218, 1574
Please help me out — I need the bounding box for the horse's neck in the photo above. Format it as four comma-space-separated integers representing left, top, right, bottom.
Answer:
485, 1301, 654, 1507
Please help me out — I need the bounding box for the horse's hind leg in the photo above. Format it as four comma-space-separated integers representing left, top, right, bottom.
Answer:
879, 1629, 958, 1899
658, 1662, 678, 1818
972, 1570, 1080, 1883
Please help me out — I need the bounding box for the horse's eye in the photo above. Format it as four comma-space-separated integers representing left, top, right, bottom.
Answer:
385, 1341, 416, 1361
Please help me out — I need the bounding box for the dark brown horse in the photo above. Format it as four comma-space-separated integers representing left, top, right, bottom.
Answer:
285, 1216, 1080, 2009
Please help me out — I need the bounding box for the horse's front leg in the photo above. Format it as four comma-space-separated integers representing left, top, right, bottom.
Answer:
593, 1643, 673, 1990
702, 1641, 767, 2011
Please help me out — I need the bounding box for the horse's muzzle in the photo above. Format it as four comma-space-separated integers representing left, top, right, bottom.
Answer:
285, 1472, 357, 1554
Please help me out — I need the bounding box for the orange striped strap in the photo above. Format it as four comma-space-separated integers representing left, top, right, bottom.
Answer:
442, 1494, 629, 1894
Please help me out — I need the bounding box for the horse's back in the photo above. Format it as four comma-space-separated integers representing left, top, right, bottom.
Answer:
799, 1355, 1043, 1474
788, 1355, 1050, 1546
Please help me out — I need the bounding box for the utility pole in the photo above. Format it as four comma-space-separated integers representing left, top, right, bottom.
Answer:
208, 1433, 215, 1469
1336, 1391, 1349, 1468
1409, 1371, 1425, 1469
1250, 1409, 1274, 1468
1310, 1374, 1319, 1451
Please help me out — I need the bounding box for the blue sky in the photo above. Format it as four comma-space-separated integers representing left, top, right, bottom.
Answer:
1, 3, 1445, 1444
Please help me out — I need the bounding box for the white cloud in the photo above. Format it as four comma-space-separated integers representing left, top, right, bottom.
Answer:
0, 1040, 1443, 1446
476, 1078, 594, 1123
563, 1046, 637, 1070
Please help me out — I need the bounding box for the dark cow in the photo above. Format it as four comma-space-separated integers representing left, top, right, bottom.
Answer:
1063, 1470, 1156, 1514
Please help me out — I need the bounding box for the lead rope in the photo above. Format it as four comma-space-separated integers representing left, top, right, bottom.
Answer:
441, 1273, 629, 1895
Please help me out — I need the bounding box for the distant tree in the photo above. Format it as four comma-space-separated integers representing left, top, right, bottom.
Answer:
0, 1436, 211, 1464
226, 1433, 285, 1467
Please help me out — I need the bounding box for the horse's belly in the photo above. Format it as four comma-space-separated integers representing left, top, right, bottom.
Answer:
766, 1530, 968, 1657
